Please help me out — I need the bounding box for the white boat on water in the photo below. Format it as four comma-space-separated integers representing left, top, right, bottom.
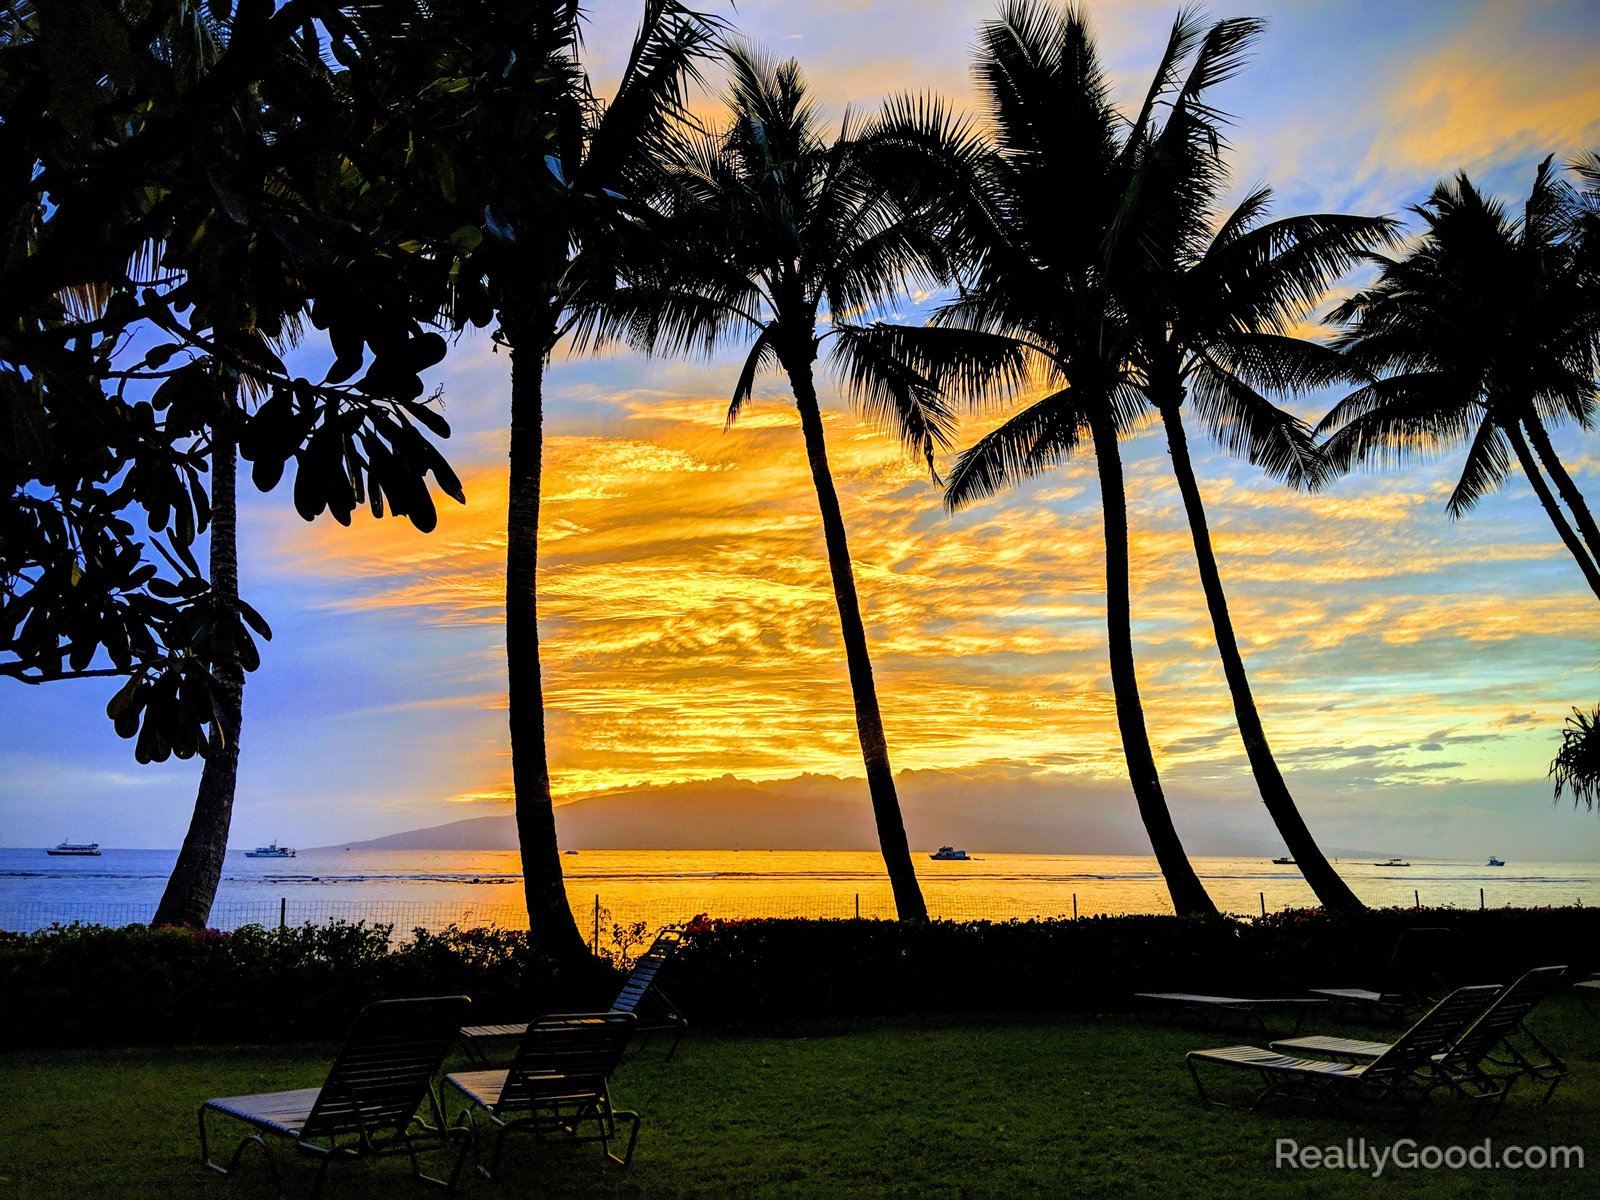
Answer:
245, 842, 296, 859
929, 845, 971, 861
46, 841, 101, 857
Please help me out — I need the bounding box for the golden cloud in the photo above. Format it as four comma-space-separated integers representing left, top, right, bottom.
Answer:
268, 366, 1595, 803
1374, 0, 1600, 176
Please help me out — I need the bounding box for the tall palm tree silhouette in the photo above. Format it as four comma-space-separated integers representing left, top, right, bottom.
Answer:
578, 46, 959, 919
359, 0, 721, 959
1122, 88, 1398, 909
1322, 161, 1600, 601
860, 4, 1288, 917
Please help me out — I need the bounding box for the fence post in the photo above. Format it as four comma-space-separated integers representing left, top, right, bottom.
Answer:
1259, 891, 1266, 917
1480, 887, 1485, 910
593, 894, 600, 954
854, 893, 860, 920
1072, 893, 1078, 920
279, 897, 286, 930
1414, 889, 1420, 908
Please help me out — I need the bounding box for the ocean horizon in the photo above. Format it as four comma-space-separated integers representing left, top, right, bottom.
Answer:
3, 847, 1596, 935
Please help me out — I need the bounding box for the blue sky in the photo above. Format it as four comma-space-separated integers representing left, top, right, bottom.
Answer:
4, 0, 1599, 860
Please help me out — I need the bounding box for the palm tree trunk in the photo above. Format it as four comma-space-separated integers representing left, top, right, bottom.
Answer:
1089, 408, 1217, 918
1505, 422, 1600, 602
1158, 404, 1363, 911
506, 316, 591, 963
153, 428, 242, 929
1521, 415, 1600, 568
787, 357, 929, 921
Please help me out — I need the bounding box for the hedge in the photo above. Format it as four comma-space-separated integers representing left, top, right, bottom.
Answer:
3, 907, 1595, 1047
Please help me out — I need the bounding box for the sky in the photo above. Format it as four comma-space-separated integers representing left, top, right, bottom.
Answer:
4, 0, 1600, 860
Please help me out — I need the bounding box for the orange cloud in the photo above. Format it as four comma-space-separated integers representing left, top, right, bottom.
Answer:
266, 355, 1595, 805
1373, 0, 1600, 177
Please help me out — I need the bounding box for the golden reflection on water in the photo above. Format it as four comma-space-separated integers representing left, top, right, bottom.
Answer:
258, 849, 1600, 930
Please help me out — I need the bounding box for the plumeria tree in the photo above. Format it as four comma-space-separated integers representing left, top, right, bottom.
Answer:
3, 0, 463, 926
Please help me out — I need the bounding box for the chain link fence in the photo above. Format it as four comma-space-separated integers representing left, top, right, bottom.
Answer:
2, 884, 1557, 949
0, 888, 1111, 947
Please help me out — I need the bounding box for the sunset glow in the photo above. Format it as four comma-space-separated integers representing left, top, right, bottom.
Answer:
3, 0, 1598, 863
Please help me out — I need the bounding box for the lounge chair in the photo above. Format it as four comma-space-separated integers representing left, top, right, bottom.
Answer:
1575, 977, 1599, 1011
198, 995, 470, 1198
1186, 984, 1501, 1118
460, 926, 687, 1063
1309, 926, 1453, 1018
1271, 965, 1569, 1103
1133, 992, 1328, 1035
444, 1011, 640, 1180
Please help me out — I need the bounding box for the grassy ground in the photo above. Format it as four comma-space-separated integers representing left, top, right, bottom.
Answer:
1, 1000, 1595, 1199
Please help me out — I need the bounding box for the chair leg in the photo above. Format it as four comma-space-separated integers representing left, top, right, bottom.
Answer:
197, 1105, 215, 1170
665, 1018, 687, 1062
309, 1152, 334, 1200
607, 1110, 641, 1167
484, 1123, 513, 1180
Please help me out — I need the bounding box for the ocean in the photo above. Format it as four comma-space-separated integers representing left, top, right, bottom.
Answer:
2, 848, 1596, 936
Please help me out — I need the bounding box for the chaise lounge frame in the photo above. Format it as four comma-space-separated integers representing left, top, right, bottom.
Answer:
197, 995, 470, 1198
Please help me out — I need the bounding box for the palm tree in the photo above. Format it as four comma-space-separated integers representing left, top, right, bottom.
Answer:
354, 0, 721, 960
1321, 161, 1600, 601
576, 46, 952, 919
1122, 95, 1397, 910
860, 4, 1286, 917
1551, 703, 1600, 813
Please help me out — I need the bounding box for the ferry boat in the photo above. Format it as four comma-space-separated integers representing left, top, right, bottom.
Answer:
929, 846, 971, 861
245, 841, 296, 858
46, 841, 101, 856
1487, 855, 1505, 867
1374, 858, 1411, 867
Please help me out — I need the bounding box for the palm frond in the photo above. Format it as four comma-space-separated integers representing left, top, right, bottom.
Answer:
581, 0, 722, 189
1318, 374, 1484, 473
944, 390, 1088, 511
727, 323, 779, 426
1186, 355, 1328, 489
839, 322, 1036, 409
830, 324, 956, 478
1445, 417, 1513, 517
1550, 703, 1600, 813
1203, 332, 1365, 396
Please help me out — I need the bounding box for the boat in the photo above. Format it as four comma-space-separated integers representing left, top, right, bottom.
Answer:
564, 849, 579, 855
1271, 856, 1294, 865
929, 846, 971, 861
46, 841, 101, 857
1373, 858, 1411, 867
1487, 855, 1505, 867
245, 841, 296, 858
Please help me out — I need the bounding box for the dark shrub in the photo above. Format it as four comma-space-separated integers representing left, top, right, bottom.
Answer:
3, 907, 1595, 1046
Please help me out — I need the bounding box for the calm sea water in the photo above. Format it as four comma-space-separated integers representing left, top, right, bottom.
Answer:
1, 848, 1596, 934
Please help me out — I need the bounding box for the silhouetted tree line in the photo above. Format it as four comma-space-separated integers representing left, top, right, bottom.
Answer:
3, 1, 1596, 951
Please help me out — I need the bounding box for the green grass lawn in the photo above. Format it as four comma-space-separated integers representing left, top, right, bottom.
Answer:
1, 1001, 1595, 1199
